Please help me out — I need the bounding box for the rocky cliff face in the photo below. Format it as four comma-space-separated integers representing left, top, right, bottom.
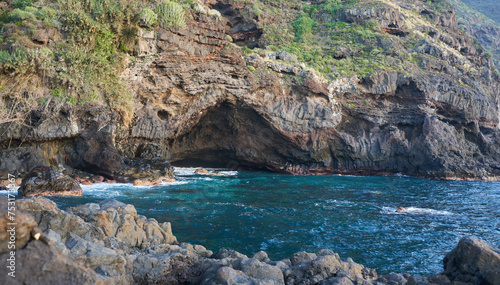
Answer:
449, 0, 500, 71
1, 0, 500, 180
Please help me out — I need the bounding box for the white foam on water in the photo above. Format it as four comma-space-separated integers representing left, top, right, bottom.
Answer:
173, 167, 238, 177
214, 202, 246, 207
133, 181, 190, 188
190, 177, 215, 182
81, 182, 131, 189
162, 181, 189, 186
173, 167, 200, 176
260, 237, 284, 251
382, 206, 452, 215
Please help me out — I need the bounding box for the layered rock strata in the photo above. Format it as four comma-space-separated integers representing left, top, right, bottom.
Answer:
1, 0, 500, 180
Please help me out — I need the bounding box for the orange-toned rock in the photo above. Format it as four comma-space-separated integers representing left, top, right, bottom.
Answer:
194, 168, 222, 176
133, 176, 176, 186
396, 207, 407, 213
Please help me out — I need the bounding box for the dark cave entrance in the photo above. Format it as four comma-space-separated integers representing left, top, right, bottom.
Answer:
165, 102, 288, 171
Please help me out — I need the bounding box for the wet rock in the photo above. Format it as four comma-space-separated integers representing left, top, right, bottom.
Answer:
443, 236, 500, 285
396, 207, 407, 213
18, 167, 82, 197
132, 176, 176, 186
195, 168, 223, 176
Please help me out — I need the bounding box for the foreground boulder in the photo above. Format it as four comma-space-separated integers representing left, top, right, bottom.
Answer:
18, 167, 82, 197
443, 236, 500, 285
0, 239, 103, 285
0, 196, 37, 254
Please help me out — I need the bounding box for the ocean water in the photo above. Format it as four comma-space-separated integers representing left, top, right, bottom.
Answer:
13, 168, 500, 275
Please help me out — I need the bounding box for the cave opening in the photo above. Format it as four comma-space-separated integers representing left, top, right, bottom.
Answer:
166, 102, 288, 171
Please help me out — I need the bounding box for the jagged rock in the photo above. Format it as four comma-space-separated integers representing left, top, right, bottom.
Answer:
66, 233, 130, 282
212, 248, 248, 259
18, 167, 82, 197
0, 239, 103, 285
68, 199, 177, 248
133, 176, 176, 186
240, 258, 285, 284
290, 251, 318, 265
44, 228, 70, 256
276, 50, 296, 63
0, 196, 37, 254
443, 236, 500, 285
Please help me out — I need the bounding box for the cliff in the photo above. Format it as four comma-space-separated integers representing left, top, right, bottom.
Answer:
449, 0, 500, 71
1, 0, 500, 180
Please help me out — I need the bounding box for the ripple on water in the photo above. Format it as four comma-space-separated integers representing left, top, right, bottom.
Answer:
381, 206, 453, 215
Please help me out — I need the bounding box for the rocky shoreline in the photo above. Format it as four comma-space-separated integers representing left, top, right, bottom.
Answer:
0, 195, 498, 285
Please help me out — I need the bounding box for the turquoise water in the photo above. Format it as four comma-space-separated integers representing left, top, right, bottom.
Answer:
44, 168, 499, 275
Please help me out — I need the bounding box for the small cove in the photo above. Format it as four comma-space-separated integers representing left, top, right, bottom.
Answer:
38, 168, 500, 275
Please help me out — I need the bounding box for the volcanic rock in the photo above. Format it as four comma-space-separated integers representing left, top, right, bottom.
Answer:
18, 167, 82, 197
443, 236, 500, 285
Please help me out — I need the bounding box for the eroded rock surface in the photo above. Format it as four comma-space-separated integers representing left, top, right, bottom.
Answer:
18, 167, 82, 197
1, 0, 500, 182
443, 236, 500, 285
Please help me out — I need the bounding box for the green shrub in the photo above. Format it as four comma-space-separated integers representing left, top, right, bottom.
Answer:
155, 0, 186, 28
94, 29, 116, 59
139, 8, 158, 26
9, 8, 37, 22
50, 85, 63, 98
293, 14, 315, 42
323, 0, 341, 15
0, 48, 53, 74
37, 7, 58, 23
11, 0, 35, 8
24, 6, 38, 14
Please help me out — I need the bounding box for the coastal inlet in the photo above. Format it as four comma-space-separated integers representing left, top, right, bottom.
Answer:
43, 167, 500, 275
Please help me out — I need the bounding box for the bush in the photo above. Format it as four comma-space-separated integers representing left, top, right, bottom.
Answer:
37, 7, 58, 23
9, 8, 37, 22
24, 6, 38, 14
11, 0, 35, 8
139, 8, 158, 27
323, 0, 341, 15
293, 14, 315, 42
155, 0, 186, 28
